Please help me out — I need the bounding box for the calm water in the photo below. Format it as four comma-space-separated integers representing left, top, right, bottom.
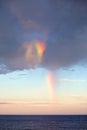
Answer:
0, 115, 87, 130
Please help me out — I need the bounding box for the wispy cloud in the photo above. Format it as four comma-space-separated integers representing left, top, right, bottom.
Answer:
0, 100, 62, 106
71, 95, 87, 101
0, 102, 13, 105
58, 78, 87, 83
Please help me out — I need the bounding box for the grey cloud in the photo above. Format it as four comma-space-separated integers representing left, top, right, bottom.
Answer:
0, 0, 87, 73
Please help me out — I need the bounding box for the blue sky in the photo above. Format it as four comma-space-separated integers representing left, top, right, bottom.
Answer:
0, 65, 87, 114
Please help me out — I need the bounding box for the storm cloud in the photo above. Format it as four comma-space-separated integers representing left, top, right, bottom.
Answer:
0, 0, 87, 73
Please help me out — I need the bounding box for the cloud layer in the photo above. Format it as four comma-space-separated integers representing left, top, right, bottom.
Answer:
0, 0, 87, 73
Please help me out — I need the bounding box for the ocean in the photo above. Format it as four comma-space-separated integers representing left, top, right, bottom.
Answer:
0, 115, 87, 130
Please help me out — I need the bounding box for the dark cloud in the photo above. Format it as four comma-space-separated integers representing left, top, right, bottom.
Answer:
0, 0, 87, 73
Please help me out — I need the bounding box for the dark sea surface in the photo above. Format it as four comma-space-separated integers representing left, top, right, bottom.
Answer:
0, 115, 87, 130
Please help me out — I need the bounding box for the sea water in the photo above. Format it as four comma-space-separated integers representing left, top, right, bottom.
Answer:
0, 115, 87, 130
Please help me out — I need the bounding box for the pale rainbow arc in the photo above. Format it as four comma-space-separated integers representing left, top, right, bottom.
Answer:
47, 72, 56, 102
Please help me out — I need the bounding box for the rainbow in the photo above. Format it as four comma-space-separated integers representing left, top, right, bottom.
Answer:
47, 72, 56, 102
34, 40, 46, 63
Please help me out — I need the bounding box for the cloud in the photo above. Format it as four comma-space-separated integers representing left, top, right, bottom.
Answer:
58, 78, 87, 83
0, 0, 87, 73
0, 101, 62, 106
71, 95, 87, 101
70, 95, 87, 104
0, 102, 13, 104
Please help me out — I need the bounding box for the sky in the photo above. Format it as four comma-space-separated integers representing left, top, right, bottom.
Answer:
0, 0, 87, 115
